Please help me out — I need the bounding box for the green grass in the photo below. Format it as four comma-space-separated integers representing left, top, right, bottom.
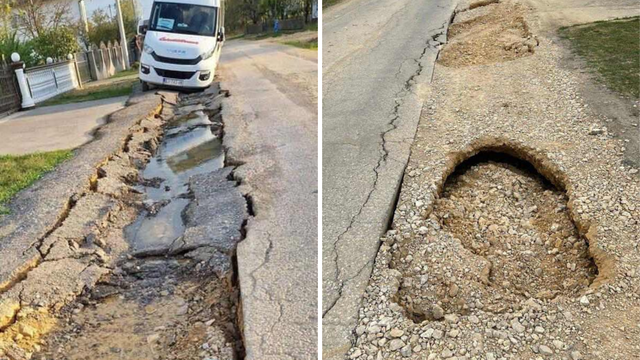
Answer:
110, 68, 139, 79
248, 22, 318, 40
323, 0, 343, 8
0, 150, 73, 214
40, 78, 136, 106
284, 38, 318, 50
559, 16, 640, 98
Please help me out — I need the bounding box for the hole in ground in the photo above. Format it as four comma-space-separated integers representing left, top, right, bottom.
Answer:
394, 151, 598, 323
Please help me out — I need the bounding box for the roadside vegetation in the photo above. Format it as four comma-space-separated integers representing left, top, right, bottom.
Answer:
248, 22, 317, 40
559, 16, 639, 98
1, 0, 137, 66
0, 150, 73, 214
323, 0, 342, 8
40, 77, 136, 106
110, 67, 139, 79
225, 0, 316, 34
284, 38, 318, 50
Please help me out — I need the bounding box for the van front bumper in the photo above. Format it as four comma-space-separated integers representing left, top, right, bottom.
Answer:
139, 53, 216, 89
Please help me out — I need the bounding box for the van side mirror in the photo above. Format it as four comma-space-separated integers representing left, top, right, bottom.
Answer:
217, 27, 225, 42
138, 20, 149, 35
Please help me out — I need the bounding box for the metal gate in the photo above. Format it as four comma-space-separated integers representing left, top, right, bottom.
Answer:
0, 62, 21, 115
75, 52, 92, 84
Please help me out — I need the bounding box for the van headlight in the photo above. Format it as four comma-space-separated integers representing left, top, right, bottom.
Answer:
200, 47, 215, 60
143, 44, 154, 54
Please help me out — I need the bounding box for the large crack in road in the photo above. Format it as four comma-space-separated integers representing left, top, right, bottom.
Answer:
0, 85, 250, 360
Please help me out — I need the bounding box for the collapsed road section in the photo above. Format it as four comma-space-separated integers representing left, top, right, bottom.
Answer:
0, 85, 248, 360
347, 0, 639, 359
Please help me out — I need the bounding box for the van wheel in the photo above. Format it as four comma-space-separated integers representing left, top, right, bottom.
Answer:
141, 81, 150, 92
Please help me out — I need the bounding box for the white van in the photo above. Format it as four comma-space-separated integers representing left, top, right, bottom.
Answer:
139, 0, 225, 90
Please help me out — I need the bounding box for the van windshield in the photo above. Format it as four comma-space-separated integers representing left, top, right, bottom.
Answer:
150, 2, 217, 37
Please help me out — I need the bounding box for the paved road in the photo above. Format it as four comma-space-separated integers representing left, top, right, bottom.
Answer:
0, 96, 128, 155
219, 40, 318, 359
322, 0, 456, 358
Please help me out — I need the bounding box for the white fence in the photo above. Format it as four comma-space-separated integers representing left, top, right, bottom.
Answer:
23, 41, 131, 104
25, 61, 80, 104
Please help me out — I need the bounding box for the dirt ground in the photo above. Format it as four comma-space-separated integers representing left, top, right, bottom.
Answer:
439, 2, 538, 67
348, 0, 639, 359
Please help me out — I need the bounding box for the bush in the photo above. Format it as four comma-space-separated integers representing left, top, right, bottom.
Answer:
32, 26, 79, 60
0, 32, 38, 66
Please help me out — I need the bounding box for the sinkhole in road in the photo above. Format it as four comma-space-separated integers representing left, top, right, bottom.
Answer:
394, 150, 598, 323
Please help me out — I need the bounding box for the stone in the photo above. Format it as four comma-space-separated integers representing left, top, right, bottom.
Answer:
147, 333, 160, 344
421, 328, 434, 338
580, 296, 590, 305
400, 345, 412, 357
449, 284, 459, 297
432, 304, 444, 320
389, 339, 405, 351
389, 328, 404, 338
570, 351, 583, 360
511, 319, 526, 333
588, 127, 604, 135
444, 314, 459, 323
539, 345, 553, 355
349, 349, 362, 359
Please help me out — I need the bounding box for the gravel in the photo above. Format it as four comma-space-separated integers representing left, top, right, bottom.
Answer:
346, 0, 640, 359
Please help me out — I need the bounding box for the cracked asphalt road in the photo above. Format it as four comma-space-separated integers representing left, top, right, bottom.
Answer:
219, 40, 318, 359
322, 0, 457, 358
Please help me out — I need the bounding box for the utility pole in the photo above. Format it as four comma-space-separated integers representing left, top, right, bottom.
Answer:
115, 0, 130, 69
78, 0, 89, 33
131, 0, 142, 21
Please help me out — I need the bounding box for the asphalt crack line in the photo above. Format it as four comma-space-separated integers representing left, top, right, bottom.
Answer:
324, 27, 448, 319
248, 231, 273, 297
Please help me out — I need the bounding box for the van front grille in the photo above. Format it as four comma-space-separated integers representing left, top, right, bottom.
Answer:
154, 68, 196, 80
151, 52, 202, 65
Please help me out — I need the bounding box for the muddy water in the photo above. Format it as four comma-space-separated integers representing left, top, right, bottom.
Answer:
126, 111, 224, 256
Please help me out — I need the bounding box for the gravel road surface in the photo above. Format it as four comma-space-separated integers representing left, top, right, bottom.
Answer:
322, 0, 456, 358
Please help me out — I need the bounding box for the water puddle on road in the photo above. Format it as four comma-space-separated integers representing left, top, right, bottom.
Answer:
125, 113, 224, 257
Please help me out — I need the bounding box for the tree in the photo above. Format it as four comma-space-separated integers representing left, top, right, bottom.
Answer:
86, 1, 136, 46
32, 26, 79, 60
11, 0, 72, 38
0, 0, 13, 39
